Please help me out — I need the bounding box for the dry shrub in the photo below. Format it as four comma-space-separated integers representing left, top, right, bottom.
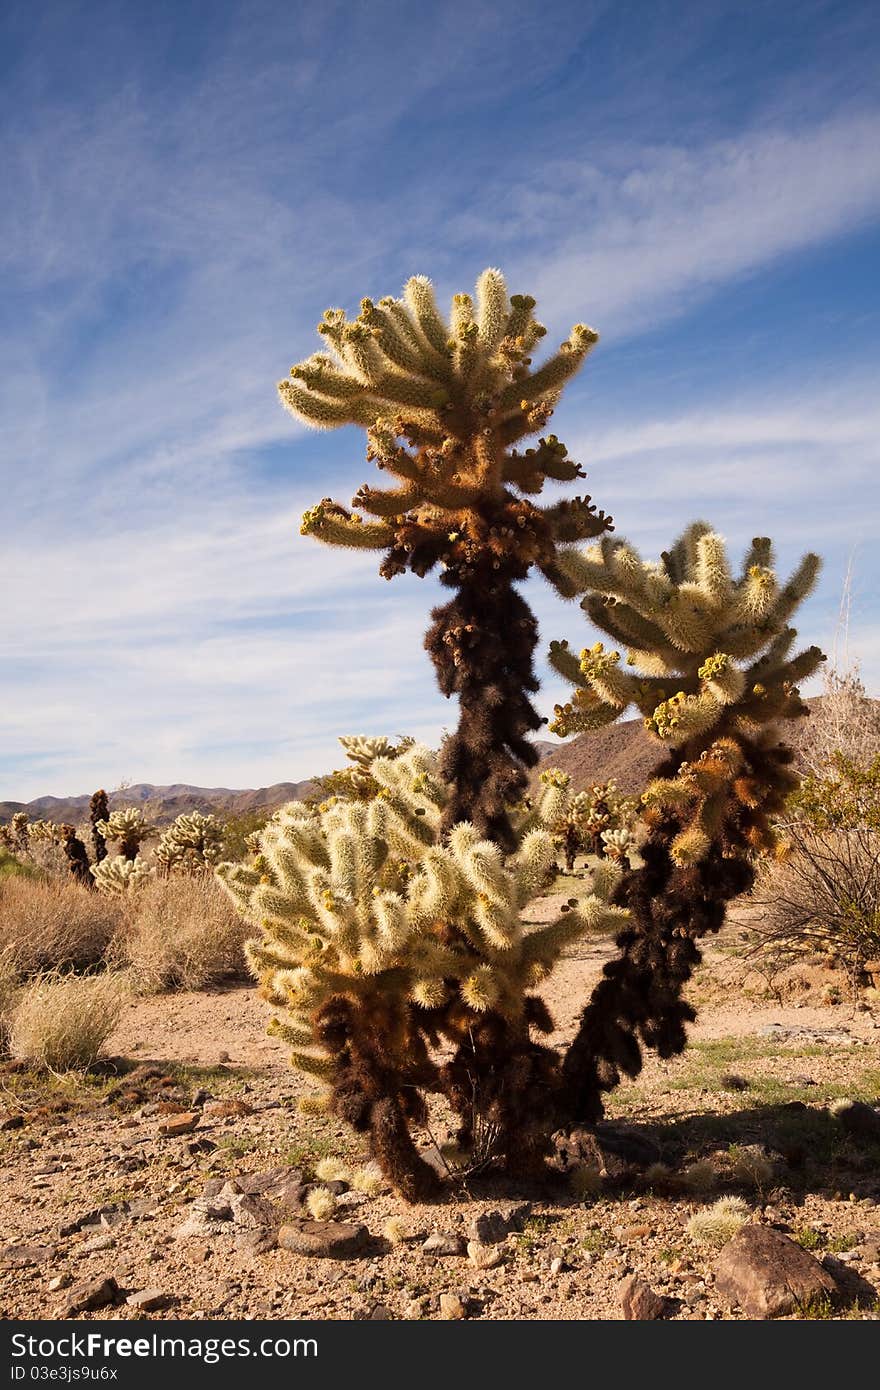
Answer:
118, 874, 250, 992
0, 876, 123, 977
8, 971, 128, 1070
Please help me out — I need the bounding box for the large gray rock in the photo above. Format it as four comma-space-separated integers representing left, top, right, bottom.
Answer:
714, 1224, 836, 1318
277, 1219, 370, 1259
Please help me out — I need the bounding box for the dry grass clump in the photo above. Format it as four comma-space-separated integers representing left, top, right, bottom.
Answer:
383, 1215, 409, 1244
7, 971, 128, 1071
686, 1196, 750, 1248
314, 1157, 352, 1184
0, 877, 123, 977
351, 1163, 385, 1196
116, 875, 250, 992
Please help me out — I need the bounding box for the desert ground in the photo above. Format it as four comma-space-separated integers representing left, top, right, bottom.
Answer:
1, 897, 878, 1323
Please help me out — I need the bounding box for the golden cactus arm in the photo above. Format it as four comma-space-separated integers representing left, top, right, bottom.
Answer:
278, 379, 380, 430
403, 275, 453, 359
300, 501, 396, 549
351, 482, 424, 517
765, 553, 822, 628
475, 268, 509, 352
497, 325, 599, 410
540, 497, 610, 544
580, 596, 678, 665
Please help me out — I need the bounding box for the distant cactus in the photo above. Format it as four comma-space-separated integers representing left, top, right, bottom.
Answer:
89, 790, 109, 865
219, 741, 626, 1197
10, 812, 29, 855
59, 824, 93, 888
91, 853, 152, 895
155, 811, 226, 875
536, 770, 637, 872
284, 269, 611, 850
95, 807, 156, 862
549, 526, 824, 1120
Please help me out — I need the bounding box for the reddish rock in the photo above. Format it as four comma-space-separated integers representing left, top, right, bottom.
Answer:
619, 1275, 667, 1320
714, 1224, 836, 1318
157, 1111, 200, 1137
59, 1276, 119, 1318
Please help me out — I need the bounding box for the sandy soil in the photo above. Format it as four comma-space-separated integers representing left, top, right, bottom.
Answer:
2, 909, 879, 1322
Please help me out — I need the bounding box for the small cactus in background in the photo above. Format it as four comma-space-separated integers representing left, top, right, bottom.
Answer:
91, 853, 152, 895
284, 268, 612, 851
89, 790, 109, 865
10, 812, 29, 855
95, 807, 156, 862
219, 740, 626, 1197
59, 824, 93, 888
155, 811, 226, 875
536, 770, 637, 872
549, 526, 824, 1120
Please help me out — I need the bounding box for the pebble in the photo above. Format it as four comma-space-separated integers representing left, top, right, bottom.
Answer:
126, 1289, 174, 1311
421, 1232, 466, 1257
467, 1241, 505, 1270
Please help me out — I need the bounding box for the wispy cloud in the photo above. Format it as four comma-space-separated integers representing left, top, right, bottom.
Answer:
3, 2, 879, 799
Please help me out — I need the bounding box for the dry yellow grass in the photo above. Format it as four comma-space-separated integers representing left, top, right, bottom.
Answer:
116, 875, 250, 992
0, 877, 122, 977
7, 970, 128, 1070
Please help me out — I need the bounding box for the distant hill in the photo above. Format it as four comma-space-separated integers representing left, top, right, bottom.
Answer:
4, 694, 873, 825
0, 779, 315, 826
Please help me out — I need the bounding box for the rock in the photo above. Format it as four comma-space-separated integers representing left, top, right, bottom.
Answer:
203, 1099, 254, 1119
714, 1224, 837, 1319
128, 1197, 160, 1219
619, 1275, 667, 1320
235, 1229, 277, 1256
158, 1111, 201, 1137
439, 1292, 466, 1320
833, 1100, 880, 1140
618, 1223, 652, 1242
48, 1274, 72, 1292
277, 1220, 370, 1259
403, 1297, 427, 1319
2, 1243, 55, 1268
229, 1192, 277, 1230
335, 1190, 370, 1211
467, 1241, 504, 1269
0, 1113, 24, 1131
421, 1232, 466, 1256
126, 1289, 173, 1311
549, 1256, 564, 1277
81, 1235, 115, 1254
466, 1202, 531, 1246
720, 1074, 750, 1091
59, 1276, 119, 1318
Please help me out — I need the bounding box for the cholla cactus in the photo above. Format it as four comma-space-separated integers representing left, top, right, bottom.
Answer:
536, 770, 637, 872
155, 811, 226, 875
283, 269, 611, 850
96, 807, 156, 862
219, 741, 626, 1197
89, 790, 109, 865
549, 526, 824, 1120
59, 824, 92, 888
26, 819, 60, 845
308, 734, 414, 806
10, 812, 29, 854
91, 853, 152, 895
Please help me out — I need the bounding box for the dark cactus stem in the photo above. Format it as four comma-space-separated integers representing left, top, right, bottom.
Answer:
89, 789, 109, 865
60, 824, 93, 889
440, 996, 561, 1176
561, 823, 754, 1124
314, 997, 442, 1201
427, 562, 543, 853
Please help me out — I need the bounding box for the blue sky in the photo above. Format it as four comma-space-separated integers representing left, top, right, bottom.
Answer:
2, 0, 879, 800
